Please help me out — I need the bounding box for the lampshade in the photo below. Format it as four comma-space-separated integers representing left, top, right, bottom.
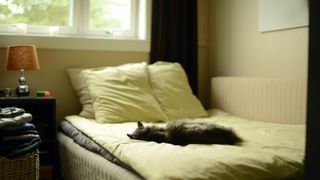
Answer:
6, 45, 40, 70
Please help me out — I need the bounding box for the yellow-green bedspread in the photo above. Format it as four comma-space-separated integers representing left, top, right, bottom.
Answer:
65, 109, 305, 180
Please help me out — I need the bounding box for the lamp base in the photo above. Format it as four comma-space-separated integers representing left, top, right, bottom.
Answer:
15, 69, 30, 97
16, 84, 29, 97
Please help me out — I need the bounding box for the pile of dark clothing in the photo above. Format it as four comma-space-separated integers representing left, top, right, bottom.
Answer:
0, 107, 41, 158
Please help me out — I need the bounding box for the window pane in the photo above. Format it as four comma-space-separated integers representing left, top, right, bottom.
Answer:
0, 0, 70, 26
89, 0, 131, 30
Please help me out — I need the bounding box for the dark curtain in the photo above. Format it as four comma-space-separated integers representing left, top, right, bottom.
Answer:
305, 0, 320, 179
150, 0, 198, 95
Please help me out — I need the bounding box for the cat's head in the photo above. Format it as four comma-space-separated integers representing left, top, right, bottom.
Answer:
127, 121, 151, 140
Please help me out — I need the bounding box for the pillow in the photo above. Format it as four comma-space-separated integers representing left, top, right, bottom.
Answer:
82, 62, 168, 123
148, 61, 208, 120
67, 68, 95, 119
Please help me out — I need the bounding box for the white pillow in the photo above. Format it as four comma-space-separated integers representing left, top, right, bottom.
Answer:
148, 61, 208, 120
67, 68, 95, 119
82, 62, 168, 123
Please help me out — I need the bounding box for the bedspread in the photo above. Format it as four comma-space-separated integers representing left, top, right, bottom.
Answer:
65, 109, 305, 180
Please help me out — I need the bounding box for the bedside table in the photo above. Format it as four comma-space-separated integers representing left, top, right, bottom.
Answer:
0, 96, 57, 179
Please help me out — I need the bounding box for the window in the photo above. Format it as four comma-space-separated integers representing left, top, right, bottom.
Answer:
84, 0, 138, 37
0, 0, 144, 38
0, 0, 71, 34
0, 0, 150, 51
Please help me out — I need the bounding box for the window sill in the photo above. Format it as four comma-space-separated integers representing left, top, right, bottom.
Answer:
0, 34, 150, 52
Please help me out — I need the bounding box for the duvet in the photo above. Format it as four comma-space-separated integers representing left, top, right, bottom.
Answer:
64, 109, 305, 180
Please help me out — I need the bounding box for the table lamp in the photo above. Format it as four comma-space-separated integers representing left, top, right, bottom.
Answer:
6, 45, 40, 97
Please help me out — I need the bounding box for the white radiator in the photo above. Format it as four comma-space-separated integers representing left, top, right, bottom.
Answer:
210, 77, 307, 124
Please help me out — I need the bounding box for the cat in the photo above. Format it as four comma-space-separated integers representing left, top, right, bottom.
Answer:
127, 121, 242, 146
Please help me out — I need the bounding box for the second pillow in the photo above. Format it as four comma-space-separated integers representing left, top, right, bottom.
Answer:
83, 62, 168, 123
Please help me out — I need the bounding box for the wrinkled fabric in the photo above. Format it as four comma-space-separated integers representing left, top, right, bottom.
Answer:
0, 113, 41, 157
0, 113, 33, 128
0, 123, 36, 136
0, 107, 25, 118
65, 109, 305, 180
0, 137, 41, 157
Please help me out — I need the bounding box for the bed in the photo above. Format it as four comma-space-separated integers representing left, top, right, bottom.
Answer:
57, 61, 306, 180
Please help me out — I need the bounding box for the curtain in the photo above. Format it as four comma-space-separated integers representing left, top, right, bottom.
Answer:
150, 0, 198, 95
305, 0, 320, 179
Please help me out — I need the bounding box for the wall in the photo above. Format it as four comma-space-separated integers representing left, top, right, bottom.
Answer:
197, 0, 209, 107
208, 0, 308, 79
0, 0, 210, 121
0, 0, 308, 121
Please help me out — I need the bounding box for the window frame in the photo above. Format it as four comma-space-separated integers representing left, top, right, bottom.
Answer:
0, 0, 151, 52
82, 0, 139, 38
0, 0, 75, 35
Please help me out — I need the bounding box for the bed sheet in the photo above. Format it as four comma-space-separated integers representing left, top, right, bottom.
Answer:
64, 109, 305, 180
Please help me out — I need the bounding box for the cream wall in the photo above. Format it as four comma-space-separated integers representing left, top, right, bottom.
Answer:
0, 0, 210, 122
197, 0, 209, 107
208, 0, 308, 79
2, 0, 305, 122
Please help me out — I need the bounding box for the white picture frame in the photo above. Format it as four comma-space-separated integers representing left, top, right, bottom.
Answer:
258, 0, 309, 32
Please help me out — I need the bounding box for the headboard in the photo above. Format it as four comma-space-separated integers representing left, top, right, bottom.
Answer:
210, 77, 307, 124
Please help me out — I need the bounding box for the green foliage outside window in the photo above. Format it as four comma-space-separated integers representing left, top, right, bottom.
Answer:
0, 0, 71, 26
89, 0, 130, 29
0, 0, 130, 29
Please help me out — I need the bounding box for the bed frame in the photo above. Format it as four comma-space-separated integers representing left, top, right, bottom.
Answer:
58, 76, 307, 179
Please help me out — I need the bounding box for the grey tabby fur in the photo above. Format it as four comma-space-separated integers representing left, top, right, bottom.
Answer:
127, 121, 242, 146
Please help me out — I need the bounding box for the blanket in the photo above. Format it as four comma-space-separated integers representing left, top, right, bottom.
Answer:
65, 109, 305, 180
59, 120, 143, 178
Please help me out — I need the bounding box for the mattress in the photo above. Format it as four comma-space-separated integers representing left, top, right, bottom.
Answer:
59, 108, 305, 180
57, 132, 142, 180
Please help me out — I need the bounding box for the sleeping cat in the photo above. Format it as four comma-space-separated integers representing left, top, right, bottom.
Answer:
127, 121, 242, 146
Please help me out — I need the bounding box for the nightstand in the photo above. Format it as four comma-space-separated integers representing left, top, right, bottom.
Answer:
0, 96, 57, 179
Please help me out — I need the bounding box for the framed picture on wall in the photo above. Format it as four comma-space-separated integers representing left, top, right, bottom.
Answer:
259, 0, 309, 32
